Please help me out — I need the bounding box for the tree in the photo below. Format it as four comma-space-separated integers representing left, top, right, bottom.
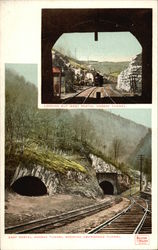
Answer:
72, 112, 94, 145
5, 69, 37, 153
110, 137, 124, 162
144, 157, 151, 181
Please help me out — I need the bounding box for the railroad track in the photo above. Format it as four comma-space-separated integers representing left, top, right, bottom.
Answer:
105, 85, 137, 104
62, 83, 139, 104
63, 86, 97, 104
63, 85, 137, 104
104, 87, 116, 104
63, 86, 118, 104
87, 195, 151, 234
5, 197, 122, 234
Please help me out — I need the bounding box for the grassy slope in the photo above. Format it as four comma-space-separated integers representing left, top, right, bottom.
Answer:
53, 49, 129, 75
89, 61, 129, 75
6, 143, 87, 176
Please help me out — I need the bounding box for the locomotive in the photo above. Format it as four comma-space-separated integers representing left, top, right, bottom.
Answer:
94, 72, 104, 87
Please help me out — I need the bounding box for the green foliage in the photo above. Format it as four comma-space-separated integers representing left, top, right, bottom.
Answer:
5, 69, 93, 179
6, 143, 86, 174
90, 61, 129, 75
143, 158, 151, 181
121, 183, 140, 197
5, 68, 149, 183
80, 141, 131, 177
127, 129, 151, 180
109, 72, 120, 77
5, 69, 37, 150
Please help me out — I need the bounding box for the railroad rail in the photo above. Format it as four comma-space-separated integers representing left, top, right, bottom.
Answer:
63, 86, 97, 104
63, 86, 117, 104
87, 196, 151, 234
63, 85, 137, 104
103, 87, 116, 104
5, 197, 122, 234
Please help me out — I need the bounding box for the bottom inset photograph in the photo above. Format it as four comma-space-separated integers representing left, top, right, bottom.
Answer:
5, 64, 151, 234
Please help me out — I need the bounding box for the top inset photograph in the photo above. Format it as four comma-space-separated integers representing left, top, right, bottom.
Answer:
41, 9, 152, 104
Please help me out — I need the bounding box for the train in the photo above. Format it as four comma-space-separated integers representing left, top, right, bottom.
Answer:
83, 72, 105, 87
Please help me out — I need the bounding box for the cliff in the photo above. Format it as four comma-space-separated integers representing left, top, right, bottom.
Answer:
116, 53, 142, 95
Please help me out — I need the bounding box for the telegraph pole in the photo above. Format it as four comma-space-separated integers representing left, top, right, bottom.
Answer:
137, 154, 144, 192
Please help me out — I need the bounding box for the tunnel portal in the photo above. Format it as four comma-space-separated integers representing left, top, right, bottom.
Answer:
11, 176, 47, 196
99, 181, 114, 195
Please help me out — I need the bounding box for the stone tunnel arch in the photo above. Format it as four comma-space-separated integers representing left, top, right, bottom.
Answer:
11, 176, 47, 196
42, 9, 152, 104
96, 173, 118, 194
99, 180, 114, 195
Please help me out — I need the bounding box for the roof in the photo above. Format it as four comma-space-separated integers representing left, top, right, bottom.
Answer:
52, 67, 61, 73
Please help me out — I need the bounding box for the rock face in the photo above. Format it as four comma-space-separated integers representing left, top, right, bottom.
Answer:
89, 154, 148, 193
116, 53, 142, 95
11, 165, 60, 195
89, 154, 131, 193
10, 153, 134, 198
10, 163, 103, 198
89, 154, 122, 174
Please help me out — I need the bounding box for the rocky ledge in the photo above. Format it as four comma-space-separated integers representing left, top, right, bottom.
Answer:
116, 53, 142, 95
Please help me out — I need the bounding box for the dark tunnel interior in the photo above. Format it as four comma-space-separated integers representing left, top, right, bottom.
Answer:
99, 181, 114, 195
11, 176, 47, 196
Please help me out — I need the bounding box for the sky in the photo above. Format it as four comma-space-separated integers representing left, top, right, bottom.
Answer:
108, 109, 151, 128
6, 64, 37, 85
54, 32, 142, 62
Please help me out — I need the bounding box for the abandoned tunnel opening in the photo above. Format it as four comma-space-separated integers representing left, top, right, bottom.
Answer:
99, 181, 114, 195
11, 176, 47, 196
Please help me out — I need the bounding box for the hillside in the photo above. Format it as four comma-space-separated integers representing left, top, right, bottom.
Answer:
52, 49, 129, 77
87, 61, 129, 75
128, 129, 151, 162
52, 49, 89, 72
127, 130, 151, 180
5, 68, 151, 184
69, 109, 149, 162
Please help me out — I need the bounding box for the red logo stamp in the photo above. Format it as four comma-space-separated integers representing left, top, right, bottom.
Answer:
135, 235, 150, 245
